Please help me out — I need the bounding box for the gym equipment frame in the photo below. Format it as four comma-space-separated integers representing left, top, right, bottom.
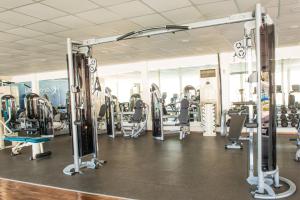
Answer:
65, 4, 296, 198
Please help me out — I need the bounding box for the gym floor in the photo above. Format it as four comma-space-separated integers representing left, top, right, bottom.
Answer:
0, 133, 299, 200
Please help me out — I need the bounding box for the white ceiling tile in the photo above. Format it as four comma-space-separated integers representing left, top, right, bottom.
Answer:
0, 0, 33, 9
54, 29, 92, 40
42, 0, 99, 14
41, 43, 64, 50
5, 27, 44, 37
0, 11, 41, 26
26, 21, 68, 33
108, 1, 155, 18
98, 20, 142, 33
90, 0, 131, 7
14, 3, 67, 20
35, 34, 64, 43
0, 21, 16, 31
50, 15, 93, 28
197, 0, 238, 18
15, 38, 49, 46
190, 0, 225, 5
162, 6, 203, 24
0, 32, 23, 42
77, 8, 122, 24
142, 0, 191, 12
130, 14, 170, 27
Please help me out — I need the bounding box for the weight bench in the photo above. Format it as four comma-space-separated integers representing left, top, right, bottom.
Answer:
225, 114, 246, 149
4, 137, 52, 160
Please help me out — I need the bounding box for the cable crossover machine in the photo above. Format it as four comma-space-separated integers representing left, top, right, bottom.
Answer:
65, 4, 296, 199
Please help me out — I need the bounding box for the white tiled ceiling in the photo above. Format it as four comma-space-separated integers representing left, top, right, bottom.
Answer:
76, 8, 122, 24
130, 14, 171, 27
26, 21, 68, 33
108, 1, 155, 18
14, 3, 67, 20
142, 0, 191, 12
42, 0, 99, 14
50, 16, 93, 29
0, 11, 41, 26
0, 0, 299, 75
5, 27, 43, 37
162, 6, 203, 24
0, 22, 16, 31
0, 0, 34, 9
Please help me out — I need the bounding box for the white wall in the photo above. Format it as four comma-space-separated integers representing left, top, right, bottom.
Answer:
10, 45, 300, 109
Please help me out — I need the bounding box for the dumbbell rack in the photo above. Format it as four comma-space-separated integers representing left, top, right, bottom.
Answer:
277, 106, 300, 128
201, 103, 216, 136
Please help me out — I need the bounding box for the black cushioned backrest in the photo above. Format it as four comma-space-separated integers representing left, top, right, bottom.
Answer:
132, 100, 144, 123
228, 114, 246, 140
178, 99, 189, 125
99, 104, 107, 118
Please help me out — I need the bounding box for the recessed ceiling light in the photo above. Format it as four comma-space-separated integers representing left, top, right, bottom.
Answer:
289, 25, 299, 29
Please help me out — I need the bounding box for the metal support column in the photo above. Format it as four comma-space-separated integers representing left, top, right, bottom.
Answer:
254, 3, 264, 193
67, 38, 80, 173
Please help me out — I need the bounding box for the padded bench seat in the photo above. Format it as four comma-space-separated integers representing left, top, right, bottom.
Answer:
3, 137, 51, 160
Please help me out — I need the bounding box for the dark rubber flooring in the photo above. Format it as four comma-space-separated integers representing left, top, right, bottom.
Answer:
0, 133, 299, 200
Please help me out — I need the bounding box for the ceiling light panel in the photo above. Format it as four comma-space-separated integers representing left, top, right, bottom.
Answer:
14, 3, 67, 20
42, 0, 99, 14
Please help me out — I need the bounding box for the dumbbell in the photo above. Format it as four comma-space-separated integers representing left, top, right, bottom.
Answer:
288, 113, 295, 120
226, 119, 231, 127
280, 114, 287, 120
291, 118, 299, 127
291, 107, 297, 114
281, 107, 288, 114
281, 120, 289, 127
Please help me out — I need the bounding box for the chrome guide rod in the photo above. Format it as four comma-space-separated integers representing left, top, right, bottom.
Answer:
67, 38, 80, 173
255, 4, 264, 193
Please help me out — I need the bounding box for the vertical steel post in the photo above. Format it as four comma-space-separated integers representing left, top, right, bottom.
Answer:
281, 60, 285, 105
67, 38, 80, 173
255, 4, 264, 193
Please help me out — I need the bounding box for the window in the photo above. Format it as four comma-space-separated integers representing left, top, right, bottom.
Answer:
17, 82, 32, 109
39, 79, 68, 107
